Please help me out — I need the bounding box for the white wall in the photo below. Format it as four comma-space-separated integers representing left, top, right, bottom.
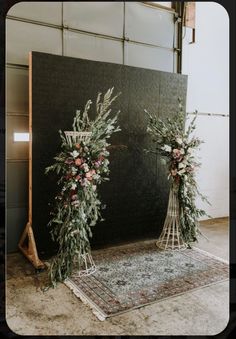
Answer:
182, 2, 229, 218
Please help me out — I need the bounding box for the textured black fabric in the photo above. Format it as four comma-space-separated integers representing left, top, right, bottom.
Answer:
31, 52, 187, 254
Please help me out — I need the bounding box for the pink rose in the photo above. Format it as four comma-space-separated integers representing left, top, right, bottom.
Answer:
75, 158, 82, 166
75, 175, 81, 181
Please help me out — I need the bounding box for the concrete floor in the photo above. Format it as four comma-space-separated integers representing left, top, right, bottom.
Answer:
6, 218, 229, 336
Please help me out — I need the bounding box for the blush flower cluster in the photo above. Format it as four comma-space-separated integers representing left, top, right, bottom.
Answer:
160, 136, 199, 184
56, 141, 110, 208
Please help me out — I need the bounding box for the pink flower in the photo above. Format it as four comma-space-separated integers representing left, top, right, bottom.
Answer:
71, 194, 77, 200
65, 173, 72, 180
80, 162, 88, 169
75, 175, 81, 181
172, 149, 181, 157
75, 143, 81, 149
171, 168, 178, 176
80, 178, 89, 187
65, 158, 74, 165
94, 160, 101, 168
172, 149, 183, 162
75, 158, 83, 166
85, 169, 96, 181
98, 155, 105, 161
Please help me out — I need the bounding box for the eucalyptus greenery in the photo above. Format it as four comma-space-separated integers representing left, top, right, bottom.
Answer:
45, 88, 121, 285
145, 99, 210, 245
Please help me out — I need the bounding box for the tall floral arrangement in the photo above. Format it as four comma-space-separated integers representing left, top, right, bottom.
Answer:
145, 99, 210, 245
45, 88, 121, 285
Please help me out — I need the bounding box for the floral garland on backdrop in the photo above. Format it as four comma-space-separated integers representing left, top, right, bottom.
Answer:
145, 99, 210, 246
45, 88, 121, 285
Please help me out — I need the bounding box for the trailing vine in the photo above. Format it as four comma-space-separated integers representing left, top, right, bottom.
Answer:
45, 88, 121, 285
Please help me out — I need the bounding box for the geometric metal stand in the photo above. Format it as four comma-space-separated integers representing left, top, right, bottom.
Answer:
156, 183, 187, 250
64, 130, 97, 277
64, 131, 92, 147
76, 252, 96, 277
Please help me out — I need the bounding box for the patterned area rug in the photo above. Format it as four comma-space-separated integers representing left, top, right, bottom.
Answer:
65, 242, 228, 320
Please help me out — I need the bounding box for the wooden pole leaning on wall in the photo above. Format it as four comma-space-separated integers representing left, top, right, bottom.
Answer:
18, 52, 45, 270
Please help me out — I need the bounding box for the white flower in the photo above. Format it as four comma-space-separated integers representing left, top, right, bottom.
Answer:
180, 148, 185, 155
188, 148, 193, 154
176, 137, 183, 145
103, 159, 109, 166
71, 167, 77, 174
178, 162, 186, 169
93, 174, 100, 180
82, 163, 89, 172
71, 183, 77, 190
83, 178, 90, 186
178, 168, 186, 175
70, 150, 79, 158
92, 185, 97, 191
161, 144, 172, 153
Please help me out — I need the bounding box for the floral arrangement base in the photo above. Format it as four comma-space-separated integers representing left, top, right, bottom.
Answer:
156, 184, 187, 250
76, 252, 96, 277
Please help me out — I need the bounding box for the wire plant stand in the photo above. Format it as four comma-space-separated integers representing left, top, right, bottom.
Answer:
64, 130, 96, 277
156, 183, 187, 251
64, 131, 92, 147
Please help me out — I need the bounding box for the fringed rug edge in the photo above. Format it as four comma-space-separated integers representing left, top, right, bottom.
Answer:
64, 278, 107, 321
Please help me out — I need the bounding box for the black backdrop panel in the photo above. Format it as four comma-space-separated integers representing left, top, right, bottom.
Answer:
31, 52, 187, 254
